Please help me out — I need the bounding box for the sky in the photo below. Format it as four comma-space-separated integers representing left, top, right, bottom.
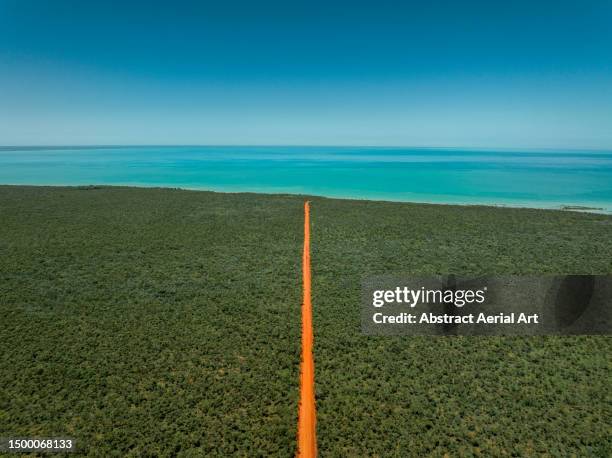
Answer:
0, 0, 611, 148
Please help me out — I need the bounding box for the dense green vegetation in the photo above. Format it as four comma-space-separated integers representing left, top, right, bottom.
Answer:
0, 186, 303, 456
311, 198, 611, 456
1, 186, 611, 456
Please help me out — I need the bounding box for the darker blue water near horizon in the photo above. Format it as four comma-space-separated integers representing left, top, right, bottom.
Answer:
1, 146, 611, 212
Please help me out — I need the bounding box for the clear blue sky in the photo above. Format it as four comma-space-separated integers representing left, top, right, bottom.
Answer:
1, 0, 611, 148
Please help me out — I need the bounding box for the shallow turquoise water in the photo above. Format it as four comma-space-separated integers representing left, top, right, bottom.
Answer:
1, 146, 611, 212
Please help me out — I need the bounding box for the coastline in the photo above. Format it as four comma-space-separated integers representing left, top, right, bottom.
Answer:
2, 146, 612, 215
1, 182, 610, 215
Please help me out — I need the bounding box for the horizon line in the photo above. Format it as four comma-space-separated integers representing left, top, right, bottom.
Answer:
1, 144, 612, 153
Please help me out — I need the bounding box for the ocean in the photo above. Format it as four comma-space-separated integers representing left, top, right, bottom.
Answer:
1, 146, 611, 213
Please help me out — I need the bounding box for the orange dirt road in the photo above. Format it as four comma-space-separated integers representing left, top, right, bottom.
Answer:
297, 201, 317, 457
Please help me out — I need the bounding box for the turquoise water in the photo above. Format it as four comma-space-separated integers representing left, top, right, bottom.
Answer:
1, 146, 612, 212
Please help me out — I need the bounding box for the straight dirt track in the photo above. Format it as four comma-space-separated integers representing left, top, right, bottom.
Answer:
297, 201, 317, 457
